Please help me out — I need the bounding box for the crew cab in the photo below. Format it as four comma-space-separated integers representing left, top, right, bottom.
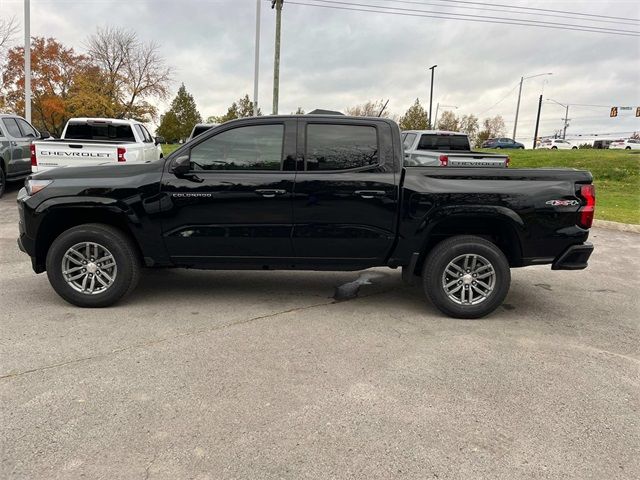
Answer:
17, 115, 595, 318
30, 118, 163, 173
402, 130, 510, 167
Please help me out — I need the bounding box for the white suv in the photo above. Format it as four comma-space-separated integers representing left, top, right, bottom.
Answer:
538, 139, 577, 150
609, 138, 640, 150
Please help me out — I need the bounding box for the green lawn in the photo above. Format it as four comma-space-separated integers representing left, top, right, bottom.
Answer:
161, 143, 181, 156
485, 149, 640, 224
162, 144, 639, 224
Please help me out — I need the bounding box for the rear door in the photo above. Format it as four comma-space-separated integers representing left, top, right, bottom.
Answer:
1, 117, 32, 176
160, 119, 297, 263
291, 118, 399, 266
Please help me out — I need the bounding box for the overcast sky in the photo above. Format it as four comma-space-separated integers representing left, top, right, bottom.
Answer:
1, 0, 639, 141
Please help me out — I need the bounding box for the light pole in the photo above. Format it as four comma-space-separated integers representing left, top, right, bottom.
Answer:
253, 0, 261, 116
272, 0, 283, 115
547, 98, 570, 139
513, 72, 552, 140
434, 103, 458, 129
24, 0, 31, 123
428, 64, 437, 129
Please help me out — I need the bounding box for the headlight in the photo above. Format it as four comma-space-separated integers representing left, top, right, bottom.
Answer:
25, 179, 53, 196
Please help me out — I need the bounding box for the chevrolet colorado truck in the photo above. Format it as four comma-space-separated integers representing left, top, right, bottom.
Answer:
402, 130, 510, 167
17, 115, 595, 318
30, 118, 163, 173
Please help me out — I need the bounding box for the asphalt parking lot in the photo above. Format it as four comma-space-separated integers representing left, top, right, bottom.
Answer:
1, 182, 639, 480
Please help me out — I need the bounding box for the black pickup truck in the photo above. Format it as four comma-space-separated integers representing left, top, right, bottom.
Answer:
17, 115, 595, 318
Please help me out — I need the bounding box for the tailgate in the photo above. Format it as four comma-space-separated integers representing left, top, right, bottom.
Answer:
34, 142, 120, 171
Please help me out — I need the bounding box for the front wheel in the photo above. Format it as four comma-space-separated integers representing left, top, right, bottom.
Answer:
572, 146, 577, 150
626, 146, 631, 150
551, 146, 558, 149
422, 236, 511, 319
46, 223, 140, 307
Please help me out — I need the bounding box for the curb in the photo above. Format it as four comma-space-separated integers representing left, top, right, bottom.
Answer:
593, 219, 640, 234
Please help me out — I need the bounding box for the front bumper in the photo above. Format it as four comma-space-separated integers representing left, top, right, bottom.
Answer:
552, 242, 594, 270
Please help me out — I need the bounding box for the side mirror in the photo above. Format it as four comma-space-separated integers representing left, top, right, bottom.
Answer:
170, 154, 190, 176
154, 136, 165, 145
39, 130, 51, 139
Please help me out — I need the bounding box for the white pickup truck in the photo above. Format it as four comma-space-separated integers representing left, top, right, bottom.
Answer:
402, 130, 510, 167
31, 118, 163, 173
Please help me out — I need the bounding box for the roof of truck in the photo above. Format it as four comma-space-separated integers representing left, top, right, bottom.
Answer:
402, 130, 466, 135
66, 118, 143, 125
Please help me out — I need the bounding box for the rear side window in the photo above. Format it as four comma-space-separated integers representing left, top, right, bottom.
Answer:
403, 133, 417, 150
418, 134, 470, 151
190, 124, 284, 171
305, 124, 378, 170
65, 122, 136, 142
2, 118, 23, 138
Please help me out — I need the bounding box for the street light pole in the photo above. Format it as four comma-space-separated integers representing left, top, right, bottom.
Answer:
428, 64, 437, 129
512, 72, 553, 141
272, 0, 283, 115
24, 0, 31, 123
253, 0, 261, 117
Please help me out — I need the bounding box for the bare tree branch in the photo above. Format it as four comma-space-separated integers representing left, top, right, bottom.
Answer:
0, 16, 19, 53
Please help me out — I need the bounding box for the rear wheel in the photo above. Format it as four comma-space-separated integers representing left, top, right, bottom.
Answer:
572, 146, 577, 150
0, 164, 5, 198
422, 236, 510, 319
551, 146, 558, 149
46, 223, 140, 307
626, 146, 631, 150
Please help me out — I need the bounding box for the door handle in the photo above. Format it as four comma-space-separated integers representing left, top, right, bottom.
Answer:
354, 190, 386, 199
11, 141, 18, 147
255, 189, 287, 198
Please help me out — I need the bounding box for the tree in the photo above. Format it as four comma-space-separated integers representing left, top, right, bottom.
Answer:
210, 94, 261, 124
345, 99, 389, 117
475, 115, 506, 148
436, 110, 459, 131
459, 114, 479, 145
85, 26, 172, 121
0, 16, 18, 54
292, 107, 305, 114
399, 98, 428, 130
1, 37, 91, 135
157, 84, 202, 143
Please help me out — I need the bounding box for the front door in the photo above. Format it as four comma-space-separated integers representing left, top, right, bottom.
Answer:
291, 119, 399, 266
160, 119, 297, 264
1, 117, 32, 176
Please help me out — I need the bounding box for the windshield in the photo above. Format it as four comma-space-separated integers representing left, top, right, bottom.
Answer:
65, 122, 136, 142
417, 134, 470, 151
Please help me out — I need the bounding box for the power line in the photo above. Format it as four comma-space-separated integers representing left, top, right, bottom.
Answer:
281, 1, 640, 36
477, 83, 520, 116
376, 0, 640, 26
403, 0, 640, 24
302, 0, 640, 35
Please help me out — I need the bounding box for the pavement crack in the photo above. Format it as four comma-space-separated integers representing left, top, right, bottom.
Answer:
0, 288, 396, 381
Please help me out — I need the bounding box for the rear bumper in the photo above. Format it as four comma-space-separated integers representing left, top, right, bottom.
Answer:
552, 242, 593, 270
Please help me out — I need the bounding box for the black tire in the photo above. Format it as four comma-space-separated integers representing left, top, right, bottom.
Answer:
0, 163, 6, 199
625, 146, 631, 150
519, 146, 525, 150
551, 146, 558, 149
46, 223, 140, 307
572, 146, 577, 150
422, 235, 511, 319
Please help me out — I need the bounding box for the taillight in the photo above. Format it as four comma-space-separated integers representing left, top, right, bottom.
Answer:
117, 147, 126, 162
578, 184, 595, 229
506, 156, 511, 167
30, 144, 37, 166
439, 154, 449, 166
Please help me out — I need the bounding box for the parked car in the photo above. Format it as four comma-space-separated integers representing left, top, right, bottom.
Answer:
0, 114, 49, 198
609, 138, 640, 150
18, 115, 595, 319
188, 123, 217, 141
402, 130, 510, 167
481, 137, 525, 149
30, 118, 163, 173
538, 138, 577, 150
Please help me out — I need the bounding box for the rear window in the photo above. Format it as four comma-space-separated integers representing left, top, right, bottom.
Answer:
65, 122, 136, 142
417, 134, 470, 151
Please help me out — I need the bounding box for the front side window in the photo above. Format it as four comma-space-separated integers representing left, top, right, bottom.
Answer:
305, 124, 378, 170
141, 125, 154, 143
403, 133, 417, 150
190, 124, 284, 171
2, 118, 23, 138
16, 119, 38, 138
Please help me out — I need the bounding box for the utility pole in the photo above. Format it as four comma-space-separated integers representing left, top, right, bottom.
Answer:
547, 98, 570, 139
428, 65, 437, 129
253, 0, 261, 116
24, 0, 31, 123
272, 0, 283, 115
513, 72, 553, 141
532, 95, 542, 149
